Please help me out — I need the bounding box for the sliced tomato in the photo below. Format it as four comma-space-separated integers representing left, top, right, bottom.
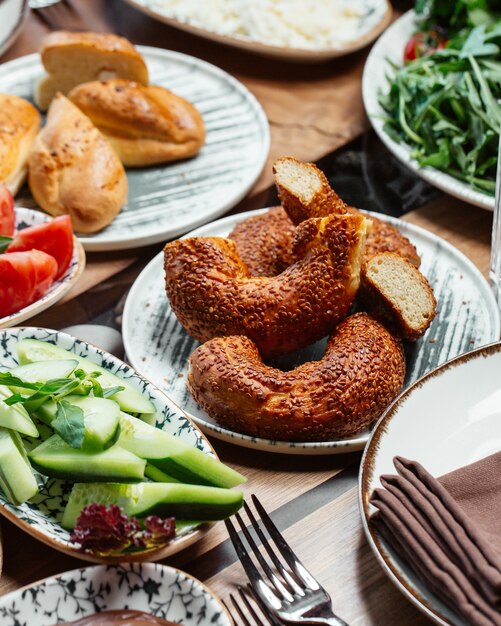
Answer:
7, 215, 74, 280
0, 250, 57, 318
0, 184, 15, 237
404, 31, 447, 63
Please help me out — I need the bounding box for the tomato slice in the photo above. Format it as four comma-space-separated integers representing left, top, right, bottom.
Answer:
403, 31, 448, 63
7, 215, 74, 280
0, 250, 57, 318
0, 184, 15, 237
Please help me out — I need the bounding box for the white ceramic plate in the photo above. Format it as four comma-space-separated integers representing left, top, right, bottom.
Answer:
0, 326, 223, 563
0, 207, 85, 329
0, 562, 231, 625
362, 10, 494, 211
3, 46, 269, 251
122, 207, 500, 455
123, 0, 392, 62
0, 0, 28, 58
359, 341, 501, 625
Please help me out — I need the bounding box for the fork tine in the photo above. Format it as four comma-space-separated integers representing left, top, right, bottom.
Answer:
243, 500, 305, 595
243, 585, 283, 626
251, 494, 322, 591
234, 511, 294, 601
225, 593, 256, 626
224, 517, 282, 613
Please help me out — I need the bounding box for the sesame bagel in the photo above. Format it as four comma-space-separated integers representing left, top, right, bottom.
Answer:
188, 312, 406, 441
164, 212, 370, 358
273, 156, 421, 267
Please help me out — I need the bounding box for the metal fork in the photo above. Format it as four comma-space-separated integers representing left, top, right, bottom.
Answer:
225, 495, 349, 626
225, 585, 282, 626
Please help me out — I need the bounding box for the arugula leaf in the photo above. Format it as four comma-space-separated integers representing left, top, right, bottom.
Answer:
0, 372, 42, 391
0, 236, 12, 254
52, 400, 85, 448
102, 385, 125, 399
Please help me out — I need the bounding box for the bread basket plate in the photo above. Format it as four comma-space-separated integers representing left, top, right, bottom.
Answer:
0, 326, 220, 563
359, 342, 501, 625
363, 10, 494, 211
0, 562, 231, 625
122, 207, 500, 455
122, 0, 392, 62
0, 207, 86, 329
2, 46, 269, 251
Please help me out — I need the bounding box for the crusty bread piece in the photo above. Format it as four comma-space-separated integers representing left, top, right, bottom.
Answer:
35, 31, 149, 111
0, 94, 41, 195
28, 94, 127, 234
273, 156, 421, 267
359, 252, 436, 341
273, 156, 346, 223
68, 80, 205, 167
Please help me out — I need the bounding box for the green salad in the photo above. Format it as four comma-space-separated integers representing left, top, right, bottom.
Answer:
380, 0, 501, 195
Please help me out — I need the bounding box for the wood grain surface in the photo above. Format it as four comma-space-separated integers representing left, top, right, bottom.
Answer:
0, 3, 497, 625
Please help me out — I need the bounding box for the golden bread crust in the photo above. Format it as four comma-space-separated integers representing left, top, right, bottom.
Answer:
0, 94, 41, 194
359, 252, 437, 341
36, 31, 149, 110
164, 213, 369, 358
68, 80, 205, 166
273, 156, 346, 223
28, 94, 128, 234
40, 31, 148, 75
188, 312, 406, 441
228, 206, 296, 276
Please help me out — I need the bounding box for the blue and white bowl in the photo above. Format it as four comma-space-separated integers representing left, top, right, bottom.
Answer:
0, 326, 222, 563
0, 563, 232, 626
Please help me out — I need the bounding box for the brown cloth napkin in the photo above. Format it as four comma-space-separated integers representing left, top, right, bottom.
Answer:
370, 453, 501, 626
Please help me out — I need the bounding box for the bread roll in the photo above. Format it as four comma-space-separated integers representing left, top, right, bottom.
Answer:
28, 94, 128, 234
35, 31, 149, 111
0, 94, 41, 195
69, 80, 206, 166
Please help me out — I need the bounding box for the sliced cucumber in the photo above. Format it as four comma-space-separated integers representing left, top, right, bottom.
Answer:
0, 428, 38, 505
9, 359, 78, 384
118, 412, 245, 488
29, 435, 146, 482
17, 339, 155, 414
62, 481, 244, 528
0, 387, 38, 437
36, 395, 120, 451
144, 463, 179, 483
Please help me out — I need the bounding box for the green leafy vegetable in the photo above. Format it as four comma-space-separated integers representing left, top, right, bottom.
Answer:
52, 400, 85, 448
0, 236, 12, 254
379, 20, 501, 195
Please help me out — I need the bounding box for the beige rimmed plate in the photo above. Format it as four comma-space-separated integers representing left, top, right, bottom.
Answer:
123, 0, 392, 62
0, 326, 231, 564
0, 208, 86, 329
359, 342, 501, 625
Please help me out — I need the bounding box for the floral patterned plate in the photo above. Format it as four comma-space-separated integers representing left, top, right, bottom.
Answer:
0, 208, 86, 329
0, 563, 232, 626
0, 327, 219, 564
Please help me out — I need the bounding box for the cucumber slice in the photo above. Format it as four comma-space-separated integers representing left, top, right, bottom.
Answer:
36, 395, 121, 451
17, 339, 155, 414
29, 435, 146, 482
0, 428, 38, 505
0, 387, 38, 437
62, 481, 244, 528
118, 412, 246, 488
9, 359, 78, 384
144, 464, 179, 483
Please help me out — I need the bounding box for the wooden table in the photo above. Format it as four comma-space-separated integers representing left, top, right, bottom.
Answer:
0, 2, 496, 625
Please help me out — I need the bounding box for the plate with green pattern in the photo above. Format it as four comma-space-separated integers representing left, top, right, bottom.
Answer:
0, 327, 223, 563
